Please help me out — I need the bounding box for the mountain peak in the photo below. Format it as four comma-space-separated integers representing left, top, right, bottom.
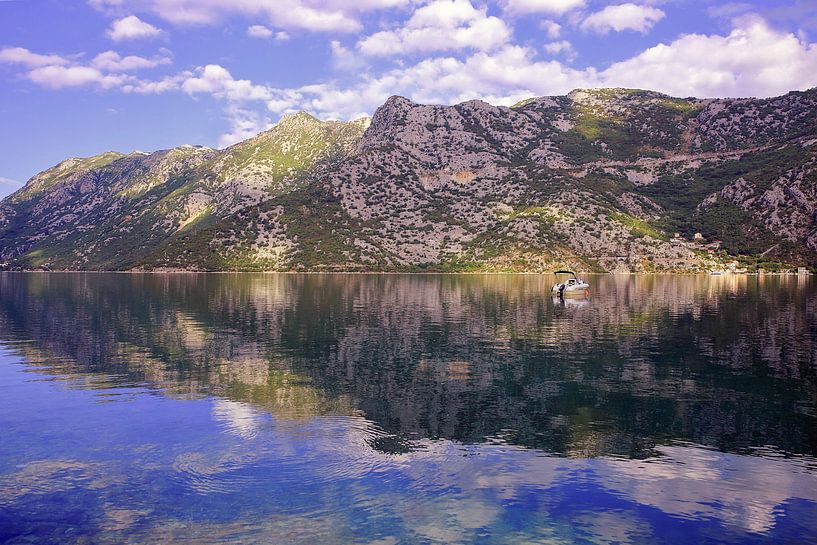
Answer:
277, 110, 321, 127
383, 95, 415, 106
368, 96, 416, 130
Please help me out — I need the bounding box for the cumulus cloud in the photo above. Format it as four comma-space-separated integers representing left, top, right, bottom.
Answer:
357, 0, 512, 56
331, 41, 365, 71
502, 0, 586, 16
599, 16, 817, 97
280, 45, 593, 119
37, 14, 805, 129
27, 65, 128, 89
106, 15, 163, 41
8, 11, 817, 146
264, 16, 817, 119
541, 20, 562, 39
181, 64, 273, 102
0, 47, 69, 68
581, 3, 665, 34
0, 45, 174, 92
91, 50, 171, 71
543, 40, 574, 56
122, 72, 190, 94
247, 25, 274, 38
218, 105, 272, 148
708, 3, 755, 20
90, 0, 414, 33
247, 26, 290, 41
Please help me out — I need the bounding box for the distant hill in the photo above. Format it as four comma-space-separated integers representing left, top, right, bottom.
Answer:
1, 88, 816, 272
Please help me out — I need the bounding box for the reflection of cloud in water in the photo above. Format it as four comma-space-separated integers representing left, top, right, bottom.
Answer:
212, 398, 265, 439
228, 414, 817, 539
405, 497, 502, 543
100, 502, 152, 532
0, 459, 123, 505
574, 511, 655, 544
2, 437, 816, 543
600, 445, 817, 534
300, 422, 817, 538
178, 407, 817, 537
117, 513, 352, 545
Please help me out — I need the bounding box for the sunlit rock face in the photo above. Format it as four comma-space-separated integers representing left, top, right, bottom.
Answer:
1, 88, 816, 272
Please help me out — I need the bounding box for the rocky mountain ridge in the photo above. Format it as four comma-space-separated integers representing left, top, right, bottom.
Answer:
1, 87, 816, 272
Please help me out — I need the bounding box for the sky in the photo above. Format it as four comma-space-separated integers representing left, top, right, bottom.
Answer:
1, 0, 817, 194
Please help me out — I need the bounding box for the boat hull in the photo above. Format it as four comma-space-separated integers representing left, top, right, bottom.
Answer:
551, 282, 590, 294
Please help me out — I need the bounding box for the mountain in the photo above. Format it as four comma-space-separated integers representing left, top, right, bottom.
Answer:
1, 88, 816, 272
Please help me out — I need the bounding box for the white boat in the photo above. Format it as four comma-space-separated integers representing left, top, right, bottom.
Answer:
551, 270, 590, 296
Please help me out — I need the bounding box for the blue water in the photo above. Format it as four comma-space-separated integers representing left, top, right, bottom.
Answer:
0, 273, 816, 544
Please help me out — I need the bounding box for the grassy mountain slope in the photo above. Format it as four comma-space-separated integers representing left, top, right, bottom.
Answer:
0, 113, 368, 269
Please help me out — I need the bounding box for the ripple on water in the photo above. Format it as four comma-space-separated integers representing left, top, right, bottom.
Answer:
171, 451, 260, 495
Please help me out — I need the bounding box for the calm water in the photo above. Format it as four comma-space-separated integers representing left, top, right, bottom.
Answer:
0, 273, 816, 545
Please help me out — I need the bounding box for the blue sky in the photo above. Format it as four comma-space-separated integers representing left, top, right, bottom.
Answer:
1, 0, 816, 193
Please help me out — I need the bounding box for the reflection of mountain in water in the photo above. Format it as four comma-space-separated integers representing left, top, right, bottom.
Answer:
0, 273, 814, 457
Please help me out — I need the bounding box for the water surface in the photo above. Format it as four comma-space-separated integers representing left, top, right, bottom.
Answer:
0, 273, 816, 544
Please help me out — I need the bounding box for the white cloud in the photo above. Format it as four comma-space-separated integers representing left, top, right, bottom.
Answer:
331, 41, 365, 71
106, 15, 163, 41
264, 16, 817, 119
502, 0, 586, 16
91, 50, 171, 71
1, 44, 175, 92
581, 3, 665, 34
247, 26, 289, 41
277, 45, 594, 120
0, 177, 21, 186
27, 65, 128, 89
541, 20, 561, 39
181, 64, 273, 102
218, 105, 272, 147
0, 47, 69, 68
90, 0, 415, 33
543, 40, 573, 56
265, 88, 306, 114
599, 16, 817, 97
386, 45, 590, 103
0, 177, 23, 199
9, 13, 817, 146
122, 72, 189, 94
357, 0, 512, 56
708, 3, 754, 20
247, 25, 274, 38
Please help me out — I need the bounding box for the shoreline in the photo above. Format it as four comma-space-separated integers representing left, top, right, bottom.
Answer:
0, 270, 811, 276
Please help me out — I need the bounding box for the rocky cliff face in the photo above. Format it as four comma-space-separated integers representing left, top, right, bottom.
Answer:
1, 88, 815, 271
